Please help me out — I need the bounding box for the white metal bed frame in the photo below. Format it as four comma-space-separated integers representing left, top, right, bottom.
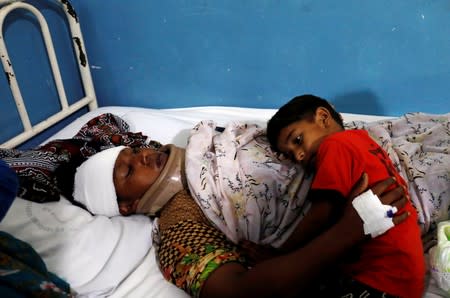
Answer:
0, 0, 97, 149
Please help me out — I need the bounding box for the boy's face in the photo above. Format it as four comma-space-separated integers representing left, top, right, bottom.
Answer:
113, 147, 168, 215
276, 107, 334, 166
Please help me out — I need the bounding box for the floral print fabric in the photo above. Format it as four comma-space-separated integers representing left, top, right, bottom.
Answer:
185, 120, 312, 248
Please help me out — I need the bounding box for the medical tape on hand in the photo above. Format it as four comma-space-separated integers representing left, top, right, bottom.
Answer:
352, 189, 397, 238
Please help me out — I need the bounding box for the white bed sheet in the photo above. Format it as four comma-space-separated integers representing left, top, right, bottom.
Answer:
46, 106, 394, 148
1, 106, 444, 297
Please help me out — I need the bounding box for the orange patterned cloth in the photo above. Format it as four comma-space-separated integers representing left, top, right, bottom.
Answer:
155, 190, 248, 297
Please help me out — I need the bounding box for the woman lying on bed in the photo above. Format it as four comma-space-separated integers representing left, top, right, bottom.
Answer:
72, 142, 407, 298
2, 115, 446, 296
64, 113, 410, 297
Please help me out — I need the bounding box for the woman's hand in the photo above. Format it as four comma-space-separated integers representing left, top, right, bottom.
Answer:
239, 173, 409, 266
339, 173, 409, 242
238, 240, 280, 266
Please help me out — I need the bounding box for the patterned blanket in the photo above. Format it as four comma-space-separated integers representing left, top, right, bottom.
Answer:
186, 120, 312, 248
346, 112, 450, 235
186, 113, 450, 249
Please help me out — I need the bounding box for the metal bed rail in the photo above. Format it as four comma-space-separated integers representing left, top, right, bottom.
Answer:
0, 0, 97, 148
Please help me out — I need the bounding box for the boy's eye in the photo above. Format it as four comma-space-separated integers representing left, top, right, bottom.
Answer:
294, 135, 303, 145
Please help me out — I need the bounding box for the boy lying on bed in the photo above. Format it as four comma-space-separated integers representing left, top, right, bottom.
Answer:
266, 94, 425, 297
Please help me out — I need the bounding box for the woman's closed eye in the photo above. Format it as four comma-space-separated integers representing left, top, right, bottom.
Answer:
126, 164, 133, 178
124, 147, 140, 177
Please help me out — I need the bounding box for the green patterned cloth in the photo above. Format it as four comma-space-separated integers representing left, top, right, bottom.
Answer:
0, 231, 73, 297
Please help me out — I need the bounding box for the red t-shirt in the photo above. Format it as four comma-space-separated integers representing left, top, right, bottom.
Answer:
311, 130, 425, 298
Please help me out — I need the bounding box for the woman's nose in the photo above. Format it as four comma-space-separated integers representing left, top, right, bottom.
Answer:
141, 148, 162, 167
142, 149, 156, 166
132, 148, 150, 166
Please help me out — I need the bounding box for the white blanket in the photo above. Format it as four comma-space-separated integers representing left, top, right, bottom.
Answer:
0, 197, 152, 297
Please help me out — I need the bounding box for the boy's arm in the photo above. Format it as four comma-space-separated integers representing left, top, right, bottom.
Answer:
279, 134, 365, 252
240, 189, 345, 263
280, 189, 345, 253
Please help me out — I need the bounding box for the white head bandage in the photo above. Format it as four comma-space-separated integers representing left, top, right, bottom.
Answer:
73, 146, 126, 217
352, 189, 398, 238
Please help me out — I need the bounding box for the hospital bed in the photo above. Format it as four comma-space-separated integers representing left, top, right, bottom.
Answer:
0, 1, 448, 297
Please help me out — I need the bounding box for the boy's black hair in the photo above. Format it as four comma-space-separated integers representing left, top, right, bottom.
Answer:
267, 94, 343, 152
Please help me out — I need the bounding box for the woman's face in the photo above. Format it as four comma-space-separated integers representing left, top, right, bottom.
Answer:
113, 147, 168, 214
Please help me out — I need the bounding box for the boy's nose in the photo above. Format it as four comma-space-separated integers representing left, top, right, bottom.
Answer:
294, 150, 305, 162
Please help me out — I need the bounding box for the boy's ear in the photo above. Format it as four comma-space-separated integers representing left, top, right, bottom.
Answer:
315, 107, 330, 127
